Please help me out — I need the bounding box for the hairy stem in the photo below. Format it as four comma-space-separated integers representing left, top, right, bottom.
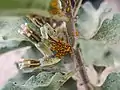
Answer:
75, 47, 90, 90
65, 0, 90, 90
73, 0, 83, 17
66, 0, 76, 47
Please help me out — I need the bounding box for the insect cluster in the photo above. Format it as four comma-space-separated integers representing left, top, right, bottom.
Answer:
49, 35, 72, 58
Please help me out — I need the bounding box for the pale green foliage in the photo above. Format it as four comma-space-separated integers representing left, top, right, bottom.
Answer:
76, 2, 112, 39
1, 72, 73, 90
0, 0, 68, 21
75, 13, 120, 89
0, 0, 51, 17
0, 17, 27, 41
75, 39, 114, 66
0, 40, 20, 54
0, 0, 67, 18
0, 15, 70, 90
1, 0, 120, 90
24, 72, 54, 87
93, 13, 120, 45
102, 73, 120, 90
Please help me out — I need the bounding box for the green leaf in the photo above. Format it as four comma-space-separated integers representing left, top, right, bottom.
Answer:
0, 0, 51, 17
1, 82, 30, 90
102, 73, 120, 90
0, 17, 27, 41
24, 72, 54, 87
93, 13, 120, 45
59, 78, 77, 90
0, 0, 68, 21
0, 40, 20, 54
0, 40, 42, 59
75, 39, 114, 66
45, 72, 73, 90
77, 2, 112, 39
20, 43, 43, 59
1, 72, 73, 90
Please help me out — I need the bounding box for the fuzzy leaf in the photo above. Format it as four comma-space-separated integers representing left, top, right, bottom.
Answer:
102, 73, 120, 90
0, 40, 21, 54
93, 13, 120, 45
1, 82, 30, 90
0, 40, 42, 59
0, 0, 51, 16
75, 39, 114, 66
1, 72, 73, 90
45, 72, 73, 90
77, 2, 113, 39
0, 17, 27, 41
0, 0, 67, 21
24, 72, 54, 87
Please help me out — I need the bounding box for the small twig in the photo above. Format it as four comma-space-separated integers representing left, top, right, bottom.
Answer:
73, 0, 83, 17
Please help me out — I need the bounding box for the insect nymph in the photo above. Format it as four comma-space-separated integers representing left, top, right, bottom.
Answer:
48, 35, 72, 58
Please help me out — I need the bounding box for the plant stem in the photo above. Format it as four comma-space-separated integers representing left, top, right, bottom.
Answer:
75, 47, 90, 90
66, 0, 76, 47
73, 0, 83, 17
65, 0, 90, 90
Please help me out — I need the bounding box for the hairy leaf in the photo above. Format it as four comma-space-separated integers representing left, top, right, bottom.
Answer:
0, 0, 51, 16
93, 13, 120, 45
45, 72, 73, 90
0, 0, 67, 21
1, 72, 73, 90
77, 1, 113, 39
0, 40, 20, 54
0, 17, 27, 41
75, 39, 114, 66
0, 40, 42, 59
102, 72, 120, 90
24, 72, 54, 87
1, 82, 30, 90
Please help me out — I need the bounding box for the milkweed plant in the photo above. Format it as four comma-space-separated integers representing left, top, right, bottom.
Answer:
0, 0, 120, 90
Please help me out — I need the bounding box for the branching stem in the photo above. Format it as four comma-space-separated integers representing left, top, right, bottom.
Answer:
73, 0, 83, 17
65, 0, 90, 90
